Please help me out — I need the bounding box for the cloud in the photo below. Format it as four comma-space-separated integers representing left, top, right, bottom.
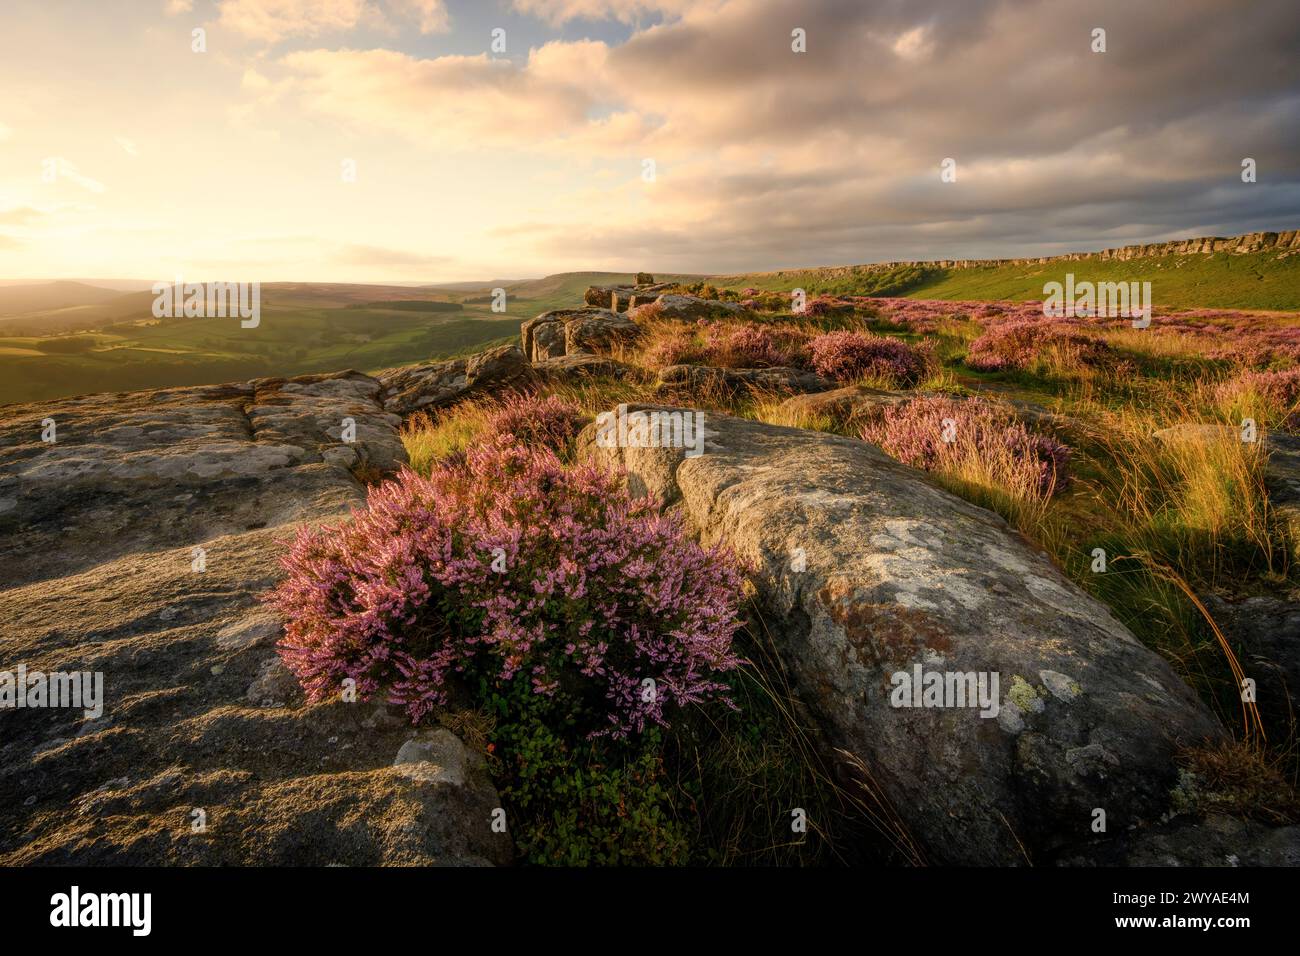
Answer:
510, 0, 701, 25
215, 0, 450, 42
389, 0, 450, 34
217, 0, 377, 42
11, 0, 1300, 279
267, 41, 621, 145
164, 0, 194, 14
890, 25, 933, 61
227, 0, 1300, 271
43, 159, 106, 194
0, 206, 45, 226
332, 242, 453, 268
115, 136, 139, 157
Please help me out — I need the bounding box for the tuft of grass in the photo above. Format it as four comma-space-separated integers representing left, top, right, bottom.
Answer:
401, 404, 494, 476
1207, 368, 1300, 433
665, 612, 920, 865
1072, 401, 1281, 584
748, 397, 841, 435
1173, 739, 1300, 825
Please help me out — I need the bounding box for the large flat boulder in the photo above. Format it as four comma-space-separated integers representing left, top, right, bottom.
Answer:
565, 310, 640, 356
0, 373, 512, 865
777, 384, 910, 425
0, 370, 404, 590
580, 406, 1224, 864
1057, 814, 1300, 867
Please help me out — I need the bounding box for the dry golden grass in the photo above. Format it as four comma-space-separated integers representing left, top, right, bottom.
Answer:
1069, 394, 1280, 583
401, 403, 495, 475
1174, 739, 1300, 825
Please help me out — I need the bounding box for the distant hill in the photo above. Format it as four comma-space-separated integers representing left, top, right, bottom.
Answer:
710, 230, 1300, 311
0, 281, 126, 316
0, 276, 618, 405
502, 272, 705, 304
417, 280, 525, 292
3, 229, 1296, 404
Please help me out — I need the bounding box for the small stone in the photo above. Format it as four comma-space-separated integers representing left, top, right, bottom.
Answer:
1039, 669, 1082, 702
244, 656, 300, 706
321, 446, 358, 469
393, 729, 469, 787
216, 610, 282, 651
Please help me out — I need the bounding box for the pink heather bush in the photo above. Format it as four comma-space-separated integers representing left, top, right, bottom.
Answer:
268, 439, 745, 738
854, 297, 1300, 364
483, 393, 586, 451
807, 330, 932, 386
862, 395, 1070, 498
802, 295, 856, 318
641, 323, 697, 367
965, 318, 1111, 373
1215, 368, 1300, 409
643, 320, 811, 370
707, 322, 810, 367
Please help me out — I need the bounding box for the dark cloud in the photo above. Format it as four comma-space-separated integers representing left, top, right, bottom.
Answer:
275, 0, 1300, 269
587, 0, 1300, 267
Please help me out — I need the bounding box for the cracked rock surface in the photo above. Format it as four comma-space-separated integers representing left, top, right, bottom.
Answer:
0, 370, 511, 865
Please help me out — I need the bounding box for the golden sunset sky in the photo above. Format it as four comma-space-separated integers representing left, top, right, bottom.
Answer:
1, 0, 1297, 282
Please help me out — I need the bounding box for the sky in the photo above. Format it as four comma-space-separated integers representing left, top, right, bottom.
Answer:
0, 0, 1298, 283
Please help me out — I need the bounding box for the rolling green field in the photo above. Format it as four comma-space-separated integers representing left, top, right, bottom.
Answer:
715, 251, 1300, 311
0, 308, 521, 405
3, 253, 1297, 406
0, 273, 703, 405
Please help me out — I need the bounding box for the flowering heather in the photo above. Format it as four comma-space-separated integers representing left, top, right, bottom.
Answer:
965, 318, 1111, 372
860, 297, 1011, 333
268, 440, 745, 737
855, 298, 1300, 366
802, 295, 856, 318
1215, 368, 1300, 408
807, 330, 932, 386
642, 319, 811, 370
1215, 368, 1300, 433
862, 395, 1070, 499
483, 393, 586, 452
708, 322, 810, 367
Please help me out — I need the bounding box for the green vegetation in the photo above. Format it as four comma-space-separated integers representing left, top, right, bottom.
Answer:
714, 251, 1300, 311
345, 299, 464, 312
6, 253, 1297, 405
0, 308, 519, 405
905, 252, 1300, 310
713, 263, 941, 298
403, 290, 1300, 842
0, 273, 710, 405
452, 620, 888, 866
